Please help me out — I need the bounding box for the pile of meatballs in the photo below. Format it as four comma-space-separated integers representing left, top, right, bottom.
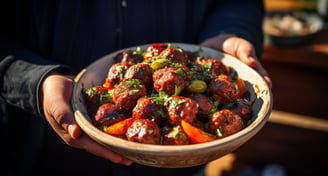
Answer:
84, 43, 253, 145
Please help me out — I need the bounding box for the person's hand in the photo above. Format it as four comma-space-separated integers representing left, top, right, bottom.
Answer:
40, 71, 132, 166
200, 33, 272, 88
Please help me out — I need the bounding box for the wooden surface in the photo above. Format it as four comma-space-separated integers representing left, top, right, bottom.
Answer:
264, 0, 318, 11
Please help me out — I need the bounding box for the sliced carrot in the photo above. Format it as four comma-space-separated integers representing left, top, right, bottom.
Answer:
236, 77, 246, 98
104, 118, 133, 135
181, 120, 217, 144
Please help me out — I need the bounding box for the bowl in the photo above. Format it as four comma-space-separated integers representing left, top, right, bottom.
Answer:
72, 43, 273, 168
263, 11, 324, 46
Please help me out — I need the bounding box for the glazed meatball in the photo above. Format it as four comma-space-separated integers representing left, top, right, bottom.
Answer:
124, 63, 153, 89
132, 97, 163, 124
112, 78, 147, 112
143, 43, 169, 62
162, 125, 190, 145
196, 58, 229, 76
189, 94, 216, 120
103, 62, 131, 89
209, 74, 241, 104
126, 119, 161, 145
189, 62, 214, 83
209, 109, 244, 137
93, 103, 125, 127
84, 85, 112, 116
157, 47, 189, 65
153, 66, 190, 95
223, 98, 253, 125
115, 50, 143, 64
166, 95, 198, 125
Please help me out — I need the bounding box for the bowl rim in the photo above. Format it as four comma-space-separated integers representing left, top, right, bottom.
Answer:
72, 42, 273, 154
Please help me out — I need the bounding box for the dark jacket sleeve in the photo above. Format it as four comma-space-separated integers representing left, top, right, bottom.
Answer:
0, 39, 71, 117
199, 0, 265, 59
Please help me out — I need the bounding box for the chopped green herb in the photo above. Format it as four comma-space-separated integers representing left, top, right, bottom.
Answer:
171, 68, 186, 76
176, 47, 183, 53
216, 128, 223, 137
116, 65, 127, 79
147, 129, 154, 134
202, 62, 213, 72
174, 86, 182, 96
168, 126, 180, 138
123, 78, 142, 86
129, 89, 140, 96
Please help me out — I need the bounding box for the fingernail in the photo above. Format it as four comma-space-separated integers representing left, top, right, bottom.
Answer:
244, 56, 257, 67
68, 125, 77, 138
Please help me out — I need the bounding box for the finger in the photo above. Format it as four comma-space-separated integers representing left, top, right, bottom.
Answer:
246, 56, 273, 88
79, 134, 133, 166
45, 74, 82, 138
201, 37, 273, 88
47, 112, 132, 166
229, 42, 273, 88
264, 76, 273, 89
255, 62, 273, 88
200, 39, 216, 49
52, 104, 82, 139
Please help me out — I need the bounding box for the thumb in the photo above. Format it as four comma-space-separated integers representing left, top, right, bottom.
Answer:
42, 72, 82, 139
52, 103, 82, 139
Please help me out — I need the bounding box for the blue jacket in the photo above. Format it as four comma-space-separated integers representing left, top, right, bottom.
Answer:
0, 0, 264, 174
0, 0, 264, 117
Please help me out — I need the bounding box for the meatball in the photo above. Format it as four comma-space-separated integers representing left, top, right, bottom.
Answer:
93, 103, 125, 127
189, 94, 216, 120
112, 78, 147, 112
103, 62, 131, 89
162, 125, 190, 145
124, 63, 153, 89
223, 98, 253, 125
132, 97, 163, 124
189, 62, 214, 83
157, 47, 189, 65
209, 109, 244, 137
209, 74, 241, 104
126, 119, 161, 145
143, 43, 169, 62
114, 50, 143, 64
84, 85, 111, 116
153, 66, 190, 95
196, 58, 229, 76
166, 95, 198, 125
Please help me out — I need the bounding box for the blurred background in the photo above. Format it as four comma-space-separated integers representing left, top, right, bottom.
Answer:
205, 0, 328, 175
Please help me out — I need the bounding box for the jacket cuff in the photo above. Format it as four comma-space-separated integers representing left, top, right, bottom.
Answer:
1, 56, 72, 117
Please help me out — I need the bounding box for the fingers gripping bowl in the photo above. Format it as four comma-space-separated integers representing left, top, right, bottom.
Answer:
72, 43, 272, 168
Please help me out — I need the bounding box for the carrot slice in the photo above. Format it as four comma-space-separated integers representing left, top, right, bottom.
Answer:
236, 77, 246, 98
181, 120, 217, 144
104, 118, 133, 135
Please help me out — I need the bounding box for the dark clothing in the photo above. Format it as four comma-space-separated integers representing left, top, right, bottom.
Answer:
0, 0, 264, 175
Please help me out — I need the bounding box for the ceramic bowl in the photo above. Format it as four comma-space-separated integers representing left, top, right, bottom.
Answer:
263, 11, 324, 46
72, 43, 272, 168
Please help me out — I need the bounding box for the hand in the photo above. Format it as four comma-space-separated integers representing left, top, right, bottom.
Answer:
200, 33, 272, 88
40, 71, 132, 166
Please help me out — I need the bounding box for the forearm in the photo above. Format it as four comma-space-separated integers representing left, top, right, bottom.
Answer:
0, 40, 71, 117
